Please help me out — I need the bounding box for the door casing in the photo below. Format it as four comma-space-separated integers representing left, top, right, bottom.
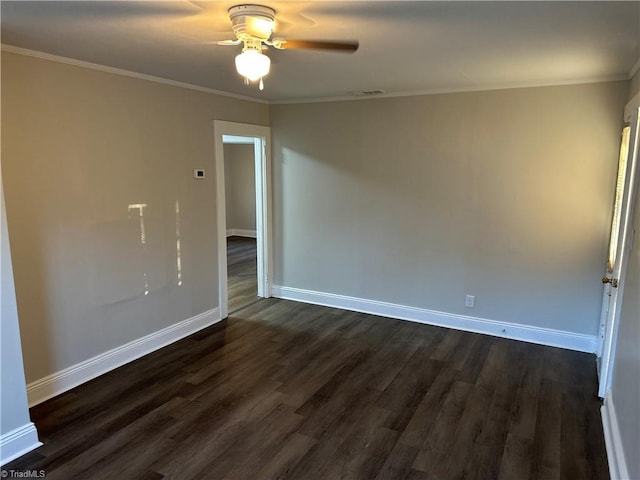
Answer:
213, 120, 272, 319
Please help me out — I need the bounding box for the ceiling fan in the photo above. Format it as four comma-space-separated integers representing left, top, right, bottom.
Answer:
217, 4, 359, 90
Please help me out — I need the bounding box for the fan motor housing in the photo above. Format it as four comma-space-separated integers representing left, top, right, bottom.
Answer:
229, 4, 276, 41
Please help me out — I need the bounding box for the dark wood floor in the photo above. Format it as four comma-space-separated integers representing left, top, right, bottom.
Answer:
5, 239, 608, 479
227, 236, 258, 314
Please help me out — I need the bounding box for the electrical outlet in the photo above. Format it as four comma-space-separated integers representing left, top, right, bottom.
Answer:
465, 295, 475, 308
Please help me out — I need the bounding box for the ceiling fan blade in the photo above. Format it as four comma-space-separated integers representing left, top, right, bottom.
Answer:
281, 40, 359, 53
217, 39, 242, 46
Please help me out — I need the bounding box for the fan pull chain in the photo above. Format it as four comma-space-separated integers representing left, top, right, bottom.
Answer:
244, 77, 249, 86
259, 78, 264, 90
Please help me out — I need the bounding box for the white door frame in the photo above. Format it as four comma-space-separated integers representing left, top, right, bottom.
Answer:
213, 120, 272, 319
598, 93, 640, 398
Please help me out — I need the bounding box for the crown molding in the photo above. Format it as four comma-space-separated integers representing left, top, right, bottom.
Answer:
2, 44, 634, 106
270, 75, 631, 105
1, 44, 269, 104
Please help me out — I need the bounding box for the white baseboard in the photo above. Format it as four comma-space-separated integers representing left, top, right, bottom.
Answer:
0, 423, 42, 466
602, 392, 631, 480
26, 308, 221, 407
271, 285, 597, 353
226, 229, 257, 238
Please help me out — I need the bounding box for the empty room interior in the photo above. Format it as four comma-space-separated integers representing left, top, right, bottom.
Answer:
1, 1, 639, 479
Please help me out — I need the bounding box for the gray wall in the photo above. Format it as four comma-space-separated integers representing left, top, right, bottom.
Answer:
608, 84, 640, 479
1, 51, 268, 384
224, 143, 256, 232
271, 81, 629, 336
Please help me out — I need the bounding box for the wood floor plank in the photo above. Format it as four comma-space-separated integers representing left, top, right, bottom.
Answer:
461, 380, 518, 480
530, 378, 563, 480
198, 404, 305, 480
43, 397, 184, 479
422, 383, 494, 479
286, 400, 386, 480
379, 356, 443, 432
411, 380, 473, 467
499, 433, 533, 480
397, 367, 461, 449
252, 432, 317, 480
322, 421, 398, 480
227, 236, 258, 313
374, 443, 420, 480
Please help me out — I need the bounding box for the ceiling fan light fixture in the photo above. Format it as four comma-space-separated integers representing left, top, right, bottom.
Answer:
222, 4, 357, 90
235, 49, 271, 82
229, 5, 276, 40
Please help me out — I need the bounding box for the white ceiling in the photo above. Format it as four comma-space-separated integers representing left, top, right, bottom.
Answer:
1, 1, 639, 102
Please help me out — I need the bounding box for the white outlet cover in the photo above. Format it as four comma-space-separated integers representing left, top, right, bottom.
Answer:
465, 295, 475, 308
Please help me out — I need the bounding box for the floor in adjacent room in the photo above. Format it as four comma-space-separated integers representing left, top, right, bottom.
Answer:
226, 236, 259, 314
5, 236, 608, 479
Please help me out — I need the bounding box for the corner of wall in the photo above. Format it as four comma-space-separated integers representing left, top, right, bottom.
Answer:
1, 185, 41, 465
629, 68, 640, 100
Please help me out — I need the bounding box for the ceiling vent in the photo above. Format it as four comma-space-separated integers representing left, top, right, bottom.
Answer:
348, 90, 386, 97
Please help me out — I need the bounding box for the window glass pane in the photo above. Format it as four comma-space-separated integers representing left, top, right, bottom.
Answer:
607, 126, 631, 272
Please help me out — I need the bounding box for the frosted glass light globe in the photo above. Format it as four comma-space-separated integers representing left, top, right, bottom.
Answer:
235, 50, 271, 81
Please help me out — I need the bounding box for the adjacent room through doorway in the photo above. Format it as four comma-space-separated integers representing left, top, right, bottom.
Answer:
223, 137, 259, 314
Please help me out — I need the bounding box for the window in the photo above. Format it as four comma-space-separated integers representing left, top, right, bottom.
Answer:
607, 126, 631, 272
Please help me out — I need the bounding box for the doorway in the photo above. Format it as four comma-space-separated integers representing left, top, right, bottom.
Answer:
214, 121, 272, 319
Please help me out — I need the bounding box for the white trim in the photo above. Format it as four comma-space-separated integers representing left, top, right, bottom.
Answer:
214, 121, 273, 320
0, 423, 42, 466
26, 308, 221, 407
253, 133, 273, 299
226, 229, 257, 238
1, 44, 268, 104
601, 392, 631, 480
270, 76, 630, 105
271, 286, 597, 353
